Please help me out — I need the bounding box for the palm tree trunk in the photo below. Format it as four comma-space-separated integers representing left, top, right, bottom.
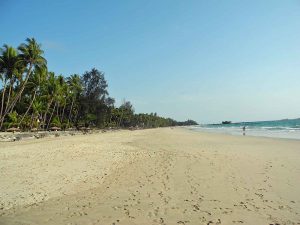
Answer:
42, 98, 53, 130
61, 104, 66, 123
18, 89, 37, 126
56, 103, 60, 122
3, 64, 33, 117
30, 113, 35, 130
74, 108, 79, 125
67, 98, 74, 127
0, 79, 14, 128
5, 80, 14, 112
47, 102, 57, 129
0, 80, 8, 130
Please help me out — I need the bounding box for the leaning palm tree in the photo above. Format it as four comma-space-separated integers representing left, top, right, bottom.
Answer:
0, 45, 22, 129
59, 80, 69, 123
46, 74, 64, 129
31, 99, 43, 129
41, 72, 57, 129
4, 38, 47, 117
67, 74, 82, 126
53, 75, 65, 125
18, 65, 48, 126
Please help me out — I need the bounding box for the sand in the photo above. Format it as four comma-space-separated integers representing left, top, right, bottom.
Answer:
0, 128, 299, 225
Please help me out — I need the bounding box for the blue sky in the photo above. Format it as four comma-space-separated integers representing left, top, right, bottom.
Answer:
1, 0, 299, 123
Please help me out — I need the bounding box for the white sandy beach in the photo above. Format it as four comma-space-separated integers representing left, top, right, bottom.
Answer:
0, 128, 299, 225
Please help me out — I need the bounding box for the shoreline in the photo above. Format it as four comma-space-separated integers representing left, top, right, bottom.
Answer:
186, 126, 300, 141
186, 127, 300, 142
2, 125, 300, 143
1, 127, 299, 224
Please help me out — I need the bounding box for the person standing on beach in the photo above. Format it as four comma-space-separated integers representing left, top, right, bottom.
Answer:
242, 126, 246, 136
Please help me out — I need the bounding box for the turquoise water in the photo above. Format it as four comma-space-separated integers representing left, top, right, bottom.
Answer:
190, 118, 300, 140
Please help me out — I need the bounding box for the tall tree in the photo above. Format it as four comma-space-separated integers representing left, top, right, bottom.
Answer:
0, 38, 197, 131
66, 74, 82, 126
118, 100, 134, 127
41, 72, 56, 129
18, 65, 47, 126
79, 68, 109, 127
2, 38, 46, 119
0, 45, 22, 129
81, 68, 108, 100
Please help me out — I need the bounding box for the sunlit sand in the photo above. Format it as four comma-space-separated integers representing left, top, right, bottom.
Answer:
0, 128, 299, 224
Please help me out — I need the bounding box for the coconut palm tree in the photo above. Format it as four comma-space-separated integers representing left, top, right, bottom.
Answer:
18, 65, 48, 126
54, 75, 65, 125
41, 72, 57, 129
31, 99, 43, 129
67, 74, 82, 126
4, 38, 47, 117
0, 45, 23, 129
46, 74, 67, 129
42, 73, 60, 129
59, 79, 69, 124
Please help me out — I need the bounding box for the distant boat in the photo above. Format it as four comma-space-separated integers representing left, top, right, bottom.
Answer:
222, 121, 232, 124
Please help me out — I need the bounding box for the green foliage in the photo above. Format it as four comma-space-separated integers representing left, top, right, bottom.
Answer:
20, 115, 32, 129
176, 120, 198, 126
3, 111, 20, 128
51, 116, 61, 127
8, 111, 18, 124
0, 38, 198, 131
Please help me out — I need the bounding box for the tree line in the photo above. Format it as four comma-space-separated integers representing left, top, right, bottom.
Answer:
0, 38, 198, 131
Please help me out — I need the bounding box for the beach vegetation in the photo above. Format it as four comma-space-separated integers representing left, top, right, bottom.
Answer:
0, 38, 198, 131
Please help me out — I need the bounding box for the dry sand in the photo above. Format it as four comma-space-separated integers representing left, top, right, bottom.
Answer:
0, 128, 299, 225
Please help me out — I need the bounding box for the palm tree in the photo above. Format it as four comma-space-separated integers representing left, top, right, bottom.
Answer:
67, 74, 82, 126
43, 72, 58, 129
18, 66, 47, 126
4, 38, 47, 117
46, 74, 66, 129
0, 45, 22, 129
54, 75, 65, 125
59, 79, 69, 124
31, 100, 43, 129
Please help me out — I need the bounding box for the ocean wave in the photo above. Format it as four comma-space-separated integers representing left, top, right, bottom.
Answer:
198, 125, 300, 131
191, 123, 300, 140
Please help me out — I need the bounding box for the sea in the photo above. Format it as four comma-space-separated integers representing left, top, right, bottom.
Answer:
188, 118, 300, 140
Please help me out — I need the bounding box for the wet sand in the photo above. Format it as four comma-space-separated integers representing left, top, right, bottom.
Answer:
0, 128, 299, 224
